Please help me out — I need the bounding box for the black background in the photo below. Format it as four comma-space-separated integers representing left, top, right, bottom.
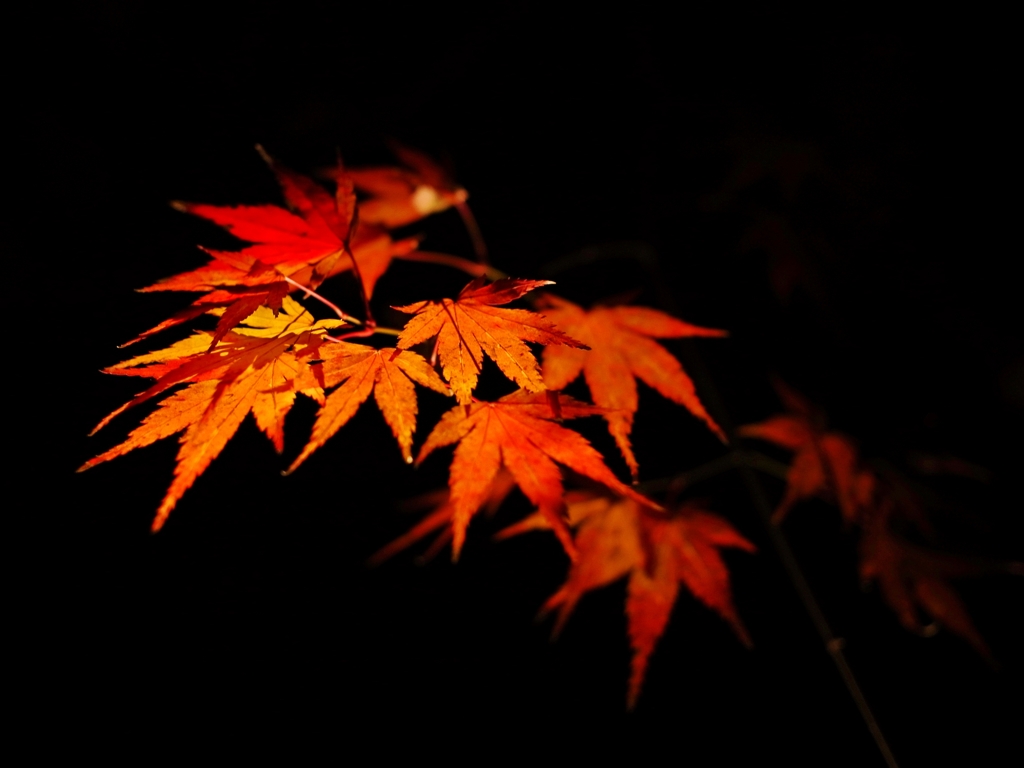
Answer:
16, 4, 1022, 762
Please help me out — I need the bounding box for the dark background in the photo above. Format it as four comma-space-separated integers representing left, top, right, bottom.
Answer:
16, 4, 1021, 762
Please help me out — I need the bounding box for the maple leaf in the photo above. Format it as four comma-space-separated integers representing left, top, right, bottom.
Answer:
416, 390, 657, 560
127, 151, 418, 346
323, 142, 489, 261
538, 293, 727, 479
333, 143, 467, 229
286, 342, 450, 471
502, 493, 754, 708
859, 499, 993, 661
368, 470, 518, 566
738, 385, 873, 524
394, 277, 587, 406
80, 296, 342, 531
185, 146, 358, 287
128, 271, 293, 351
142, 219, 414, 301
740, 384, 1002, 659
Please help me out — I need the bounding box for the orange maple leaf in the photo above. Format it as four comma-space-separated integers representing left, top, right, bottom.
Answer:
502, 493, 754, 708
286, 342, 450, 471
394, 277, 587, 406
538, 294, 727, 479
80, 296, 341, 531
739, 385, 873, 524
415, 390, 657, 560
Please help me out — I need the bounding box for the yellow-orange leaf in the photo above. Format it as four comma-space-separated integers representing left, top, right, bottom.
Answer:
93, 296, 339, 431
81, 297, 336, 530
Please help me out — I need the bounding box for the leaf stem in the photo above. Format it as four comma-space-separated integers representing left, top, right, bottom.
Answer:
285, 276, 362, 325
637, 449, 789, 498
453, 199, 489, 265
341, 211, 377, 329
326, 325, 403, 342
396, 250, 508, 281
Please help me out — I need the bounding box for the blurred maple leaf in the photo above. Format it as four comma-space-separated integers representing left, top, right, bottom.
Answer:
739, 383, 873, 525
368, 470, 518, 566
859, 496, 994, 661
538, 293, 727, 479
337, 142, 467, 229
331, 141, 488, 261
740, 383, 1008, 660
501, 493, 754, 708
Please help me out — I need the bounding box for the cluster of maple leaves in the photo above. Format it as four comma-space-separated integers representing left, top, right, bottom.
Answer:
741, 383, 995, 661
82, 145, 995, 706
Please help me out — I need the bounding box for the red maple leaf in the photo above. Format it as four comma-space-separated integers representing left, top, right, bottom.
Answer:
127, 150, 418, 346
180, 146, 358, 287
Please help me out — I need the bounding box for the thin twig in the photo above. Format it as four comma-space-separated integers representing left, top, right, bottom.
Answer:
739, 468, 900, 768
646, 259, 900, 768
638, 451, 742, 496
